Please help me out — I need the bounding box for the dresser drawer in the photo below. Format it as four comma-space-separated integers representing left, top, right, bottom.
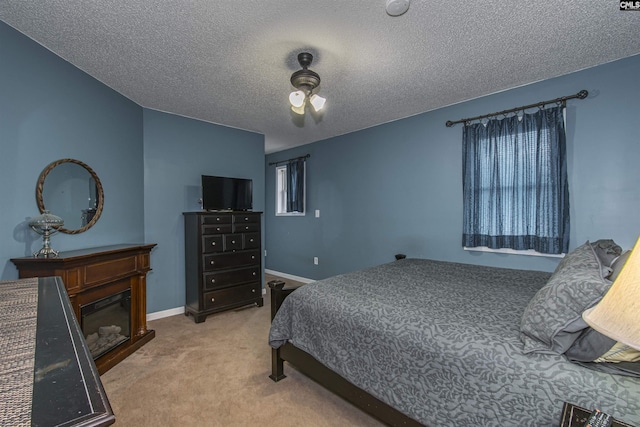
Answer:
203, 250, 260, 271
232, 213, 260, 224
202, 214, 232, 225
203, 282, 261, 311
202, 235, 224, 253
233, 223, 260, 233
244, 233, 260, 249
202, 224, 233, 235
224, 234, 243, 251
203, 266, 260, 290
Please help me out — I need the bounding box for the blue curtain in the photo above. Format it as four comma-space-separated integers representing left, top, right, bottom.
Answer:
286, 158, 305, 212
462, 106, 569, 254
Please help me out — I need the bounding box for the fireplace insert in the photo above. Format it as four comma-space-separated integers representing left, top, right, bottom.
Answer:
81, 289, 131, 360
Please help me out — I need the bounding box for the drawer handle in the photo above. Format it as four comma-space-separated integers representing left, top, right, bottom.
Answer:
216, 218, 220, 221
211, 242, 216, 246
210, 260, 215, 265
211, 279, 216, 283
244, 217, 249, 221
249, 238, 254, 242
252, 272, 256, 276
251, 255, 255, 260
211, 297, 215, 302
231, 240, 236, 244
252, 289, 256, 293
216, 227, 221, 231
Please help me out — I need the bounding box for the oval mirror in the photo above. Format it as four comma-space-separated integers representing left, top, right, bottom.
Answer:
35, 159, 104, 234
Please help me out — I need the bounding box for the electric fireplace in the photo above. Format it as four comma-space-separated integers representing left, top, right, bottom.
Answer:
81, 289, 131, 360
11, 244, 156, 373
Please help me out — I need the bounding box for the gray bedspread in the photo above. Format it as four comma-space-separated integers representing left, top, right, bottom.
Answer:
269, 258, 640, 426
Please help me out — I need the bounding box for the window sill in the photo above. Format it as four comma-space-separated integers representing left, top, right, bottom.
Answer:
276, 212, 305, 217
464, 246, 565, 258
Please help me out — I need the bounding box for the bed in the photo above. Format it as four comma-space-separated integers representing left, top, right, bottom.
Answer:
268, 242, 640, 426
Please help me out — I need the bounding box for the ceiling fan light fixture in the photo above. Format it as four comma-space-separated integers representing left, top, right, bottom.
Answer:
309, 94, 326, 112
288, 52, 325, 114
289, 90, 306, 108
291, 104, 306, 115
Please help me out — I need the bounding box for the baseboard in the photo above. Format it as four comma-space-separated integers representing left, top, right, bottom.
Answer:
147, 306, 184, 322
265, 269, 314, 284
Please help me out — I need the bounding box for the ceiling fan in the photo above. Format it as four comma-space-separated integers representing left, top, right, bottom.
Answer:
288, 52, 326, 115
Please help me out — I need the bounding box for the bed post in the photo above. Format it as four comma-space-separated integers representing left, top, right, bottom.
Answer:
268, 280, 299, 382
269, 347, 286, 382
269, 280, 286, 320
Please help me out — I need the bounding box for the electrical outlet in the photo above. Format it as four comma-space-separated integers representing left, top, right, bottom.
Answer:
313, 257, 318, 265
315, 209, 320, 218
264, 250, 267, 257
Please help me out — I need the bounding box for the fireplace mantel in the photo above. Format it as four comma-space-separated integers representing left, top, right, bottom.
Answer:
11, 243, 156, 374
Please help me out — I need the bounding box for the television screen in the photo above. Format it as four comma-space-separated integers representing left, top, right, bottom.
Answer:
201, 175, 252, 211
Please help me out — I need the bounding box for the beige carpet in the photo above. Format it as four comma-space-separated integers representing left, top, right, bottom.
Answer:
101, 275, 384, 426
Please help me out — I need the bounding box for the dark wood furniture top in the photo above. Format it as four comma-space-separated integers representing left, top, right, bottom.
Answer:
11, 243, 156, 374
560, 402, 636, 427
184, 212, 263, 323
1, 276, 115, 426
268, 281, 423, 427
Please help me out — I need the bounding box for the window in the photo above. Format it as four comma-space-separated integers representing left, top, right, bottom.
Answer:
462, 106, 569, 255
276, 160, 306, 216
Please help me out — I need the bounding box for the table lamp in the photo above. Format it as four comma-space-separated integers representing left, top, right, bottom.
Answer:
29, 210, 64, 258
583, 236, 640, 351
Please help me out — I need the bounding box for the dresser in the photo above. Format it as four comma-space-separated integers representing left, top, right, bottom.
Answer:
183, 211, 263, 323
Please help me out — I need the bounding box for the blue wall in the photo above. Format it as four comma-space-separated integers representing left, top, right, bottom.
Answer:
142, 109, 264, 313
0, 21, 145, 278
265, 54, 640, 280
4, 17, 639, 309
1, 21, 266, 315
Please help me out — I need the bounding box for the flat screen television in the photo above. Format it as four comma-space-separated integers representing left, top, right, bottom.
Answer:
201, 175, 253, 211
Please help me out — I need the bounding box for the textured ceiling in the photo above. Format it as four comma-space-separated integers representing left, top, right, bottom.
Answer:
2, 1, 640, 153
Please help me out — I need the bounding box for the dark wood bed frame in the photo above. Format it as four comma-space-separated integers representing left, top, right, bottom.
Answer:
268, 281, 424, 427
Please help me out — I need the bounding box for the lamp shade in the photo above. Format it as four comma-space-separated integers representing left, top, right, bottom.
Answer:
289, 90, 305, 108
290, 104, 305, 115
29, 210, 64, 258
309, 94, 326, 112
583, 236, 640, 350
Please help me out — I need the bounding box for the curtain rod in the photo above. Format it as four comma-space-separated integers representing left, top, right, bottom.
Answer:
268, 154, 310, 166
445, 90, 588, 127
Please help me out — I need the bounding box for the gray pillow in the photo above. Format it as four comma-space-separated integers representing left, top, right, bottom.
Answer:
520, 241, 612, 354
590, 239, 622, 268
564, 327, 616, 362
564, 328, 640, 378
609, 250, 631, 282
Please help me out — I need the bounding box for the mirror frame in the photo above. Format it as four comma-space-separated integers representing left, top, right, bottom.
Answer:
35, 158, 104, 234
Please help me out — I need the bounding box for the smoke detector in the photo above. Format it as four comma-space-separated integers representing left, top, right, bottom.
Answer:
386, 0, 410, 16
